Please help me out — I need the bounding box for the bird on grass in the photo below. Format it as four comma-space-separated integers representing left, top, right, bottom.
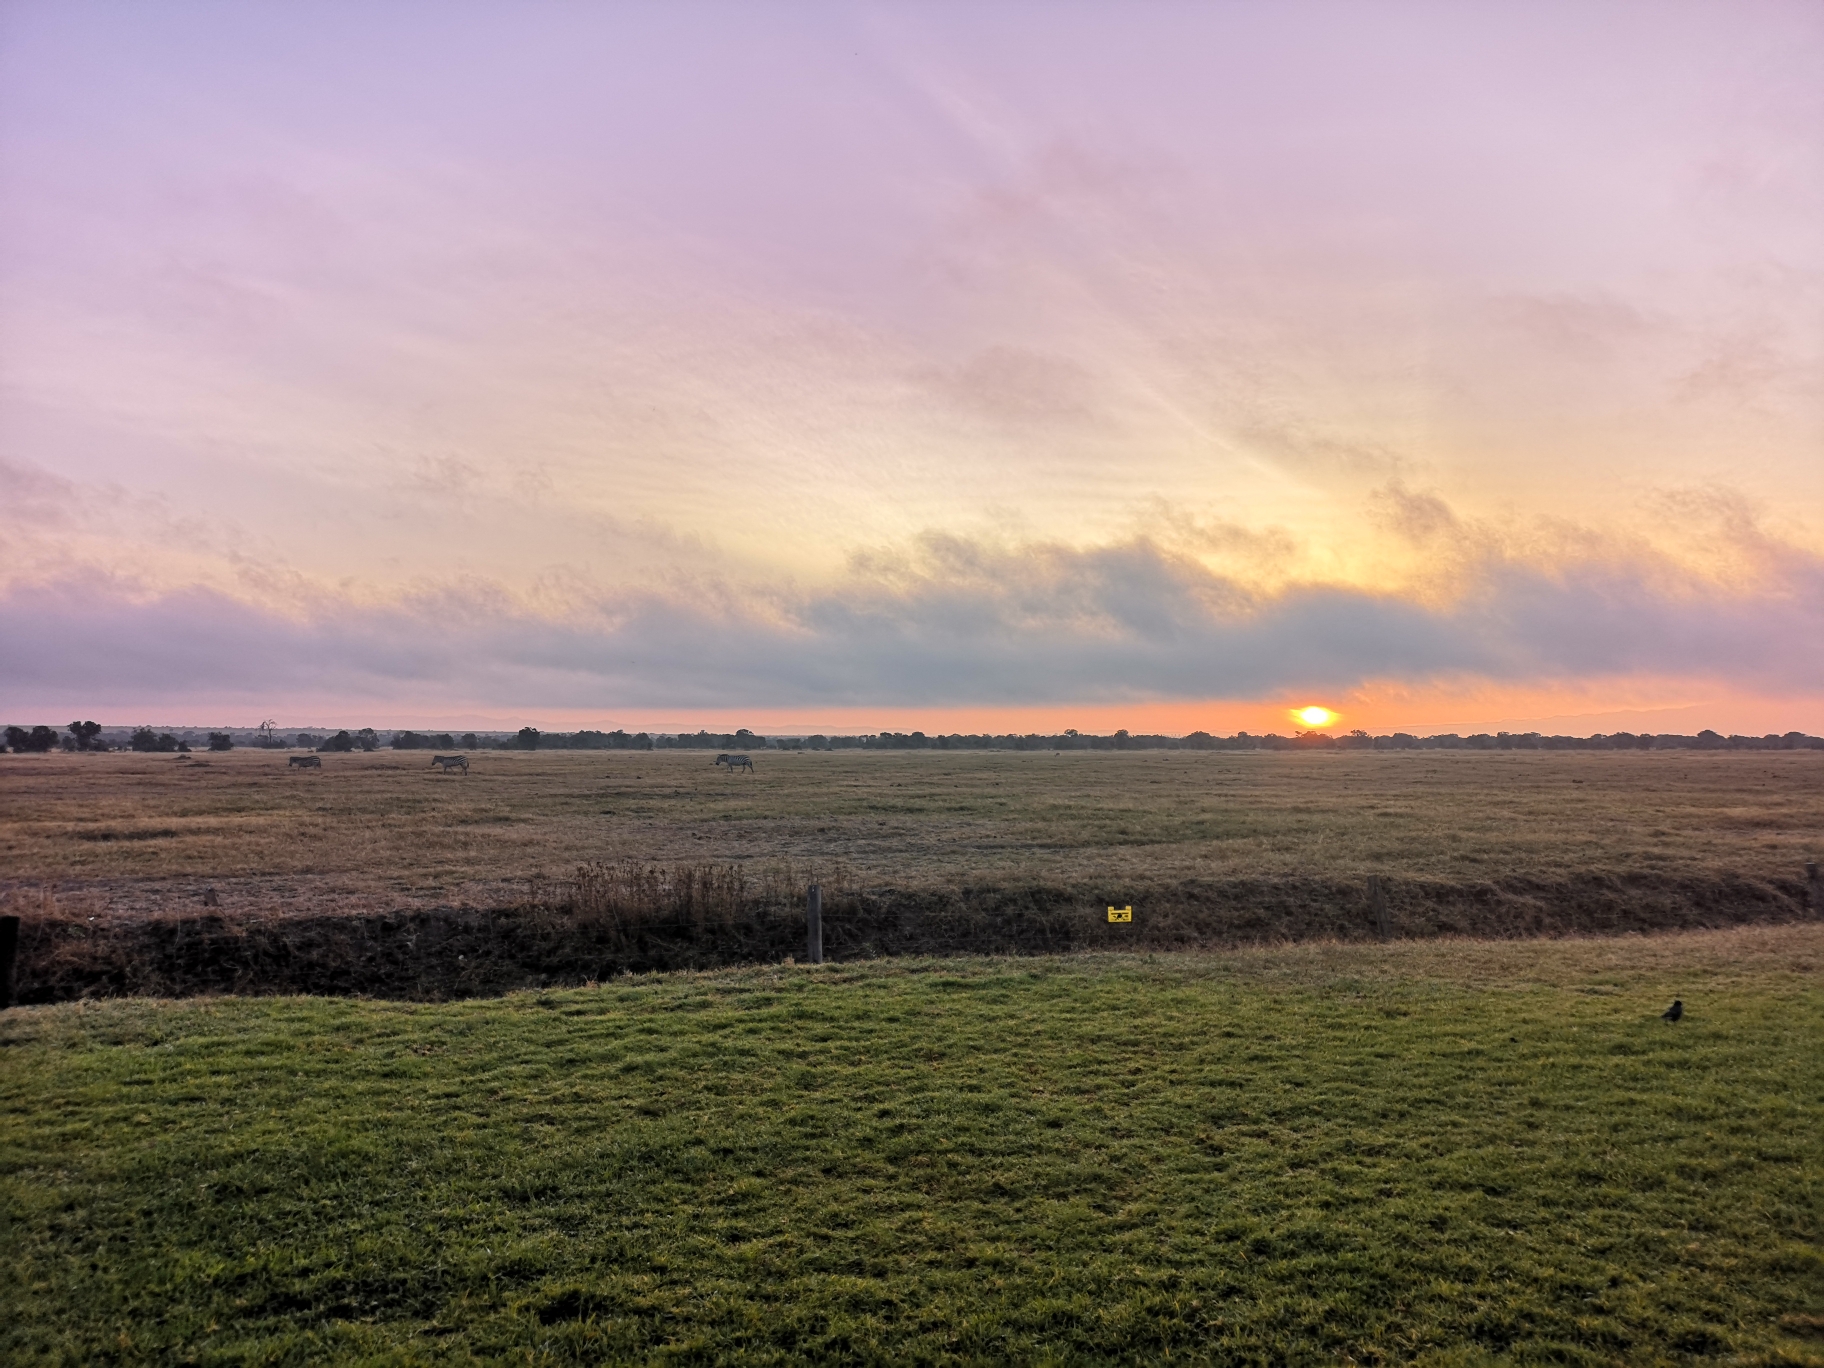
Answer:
1661, 1000, 1683, 1023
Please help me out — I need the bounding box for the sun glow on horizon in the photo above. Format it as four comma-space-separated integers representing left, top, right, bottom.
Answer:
1294, 706, 1338, 728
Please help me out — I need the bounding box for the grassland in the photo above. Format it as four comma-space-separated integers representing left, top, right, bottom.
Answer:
4, 927, 1820, 1364
3, 748, 1821, 921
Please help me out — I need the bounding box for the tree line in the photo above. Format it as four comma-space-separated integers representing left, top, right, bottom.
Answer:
695, 728, 1824, 752
7, 723, 1822, 755
422, 726, 1824, 753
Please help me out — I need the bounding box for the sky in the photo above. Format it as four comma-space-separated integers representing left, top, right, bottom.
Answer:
2, 0, 1821, 735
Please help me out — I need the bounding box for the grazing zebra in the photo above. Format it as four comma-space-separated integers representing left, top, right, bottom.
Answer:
714, 753, 754, 772
288, 755, 322, 769
430, 755, 469, 774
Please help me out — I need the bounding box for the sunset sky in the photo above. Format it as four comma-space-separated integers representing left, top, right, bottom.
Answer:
2, 1, 1820, 735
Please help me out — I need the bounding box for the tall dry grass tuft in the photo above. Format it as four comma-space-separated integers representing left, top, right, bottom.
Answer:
1, 884, 110, 923
532, 861, 861, 929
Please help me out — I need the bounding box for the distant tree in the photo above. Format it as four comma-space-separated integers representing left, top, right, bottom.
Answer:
461, 733, 478, 749
296, 733, 320, 749
394, 731, 458, 751
67, 720, 104, 751
318, 730, 355, 753
356, 727, 379, 752
6, 725, 60, 752
130, 727, 181, 753
516, 727, 541, 750
208, 732, 234, 751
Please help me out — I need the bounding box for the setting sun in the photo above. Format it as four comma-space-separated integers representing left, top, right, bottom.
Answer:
1294, 706, 1338, 728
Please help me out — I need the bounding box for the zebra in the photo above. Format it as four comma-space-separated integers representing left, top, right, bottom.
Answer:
430, 755, 469, 774
714, 753, 754, 772
288, 755, 322, 769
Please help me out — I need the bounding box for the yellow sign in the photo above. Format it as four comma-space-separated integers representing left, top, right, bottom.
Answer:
1107, 905, 1132, 923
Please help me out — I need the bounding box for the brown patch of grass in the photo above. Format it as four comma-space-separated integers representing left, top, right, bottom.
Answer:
2, 748, 1821, 914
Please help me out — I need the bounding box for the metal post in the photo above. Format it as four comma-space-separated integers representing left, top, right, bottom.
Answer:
1368, 876, 1389, 941
806, 884, 823, 965
0, 915, 19, 1009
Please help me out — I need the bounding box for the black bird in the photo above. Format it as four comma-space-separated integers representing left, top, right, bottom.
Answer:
1661, 1000, 1683, 1023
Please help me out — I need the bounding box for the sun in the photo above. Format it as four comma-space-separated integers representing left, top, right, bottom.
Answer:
1293, 705, 1337, 728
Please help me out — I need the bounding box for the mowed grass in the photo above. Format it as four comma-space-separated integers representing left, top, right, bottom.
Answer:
4, 928, 1820, 1364
3, 750, 1822, 917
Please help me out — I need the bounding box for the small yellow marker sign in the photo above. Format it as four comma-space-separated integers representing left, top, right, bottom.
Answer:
1107, 905, 1132, 923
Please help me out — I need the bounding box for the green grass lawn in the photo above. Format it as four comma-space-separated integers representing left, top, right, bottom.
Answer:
4, 928, 1821, 1365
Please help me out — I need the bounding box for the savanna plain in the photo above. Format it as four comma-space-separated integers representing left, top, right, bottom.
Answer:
4, 747, 1821, 915
2, 749, 1821, 1362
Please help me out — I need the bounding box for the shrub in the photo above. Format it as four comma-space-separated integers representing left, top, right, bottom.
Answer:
207, 733, 234, 752
393, 732, 457, 751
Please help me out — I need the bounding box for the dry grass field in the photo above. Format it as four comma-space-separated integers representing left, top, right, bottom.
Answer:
3, 747, 1821, 923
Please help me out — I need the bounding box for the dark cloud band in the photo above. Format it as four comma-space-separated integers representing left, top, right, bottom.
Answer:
3, 534, 1818, 711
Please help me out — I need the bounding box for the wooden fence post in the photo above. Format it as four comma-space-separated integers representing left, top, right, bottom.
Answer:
1368, 876, 1389, 941
0, 915, 19, 1009
807, 884, 823, 965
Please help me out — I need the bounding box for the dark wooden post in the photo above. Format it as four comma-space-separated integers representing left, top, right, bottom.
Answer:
806, 885, 823, 965
0, 915, 19, 1009
1368, 876, 1389, 941
1808, 862, 1822, 916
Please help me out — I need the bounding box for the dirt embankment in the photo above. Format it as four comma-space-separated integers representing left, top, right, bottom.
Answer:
8, 863, 1820, 1003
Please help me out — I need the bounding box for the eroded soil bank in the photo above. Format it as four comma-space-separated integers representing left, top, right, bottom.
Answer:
12, 869, 1818, 1002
